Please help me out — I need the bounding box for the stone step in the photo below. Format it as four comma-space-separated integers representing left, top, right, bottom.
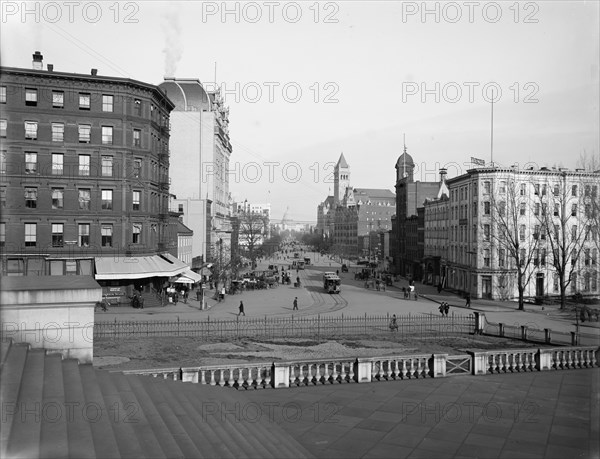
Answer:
124, 375, 183, 459
61, 359, 96, 459
110, 372, 166, 459
96, 370, 146, 458
78, 365, 121, 458
137, 375, 200, 458
39, 353, 68, 459
0, 343, 29, 458
164, 381, 239, 458
6, 348, 45, 458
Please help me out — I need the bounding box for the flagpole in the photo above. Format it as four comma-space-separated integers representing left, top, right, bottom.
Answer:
490, 90, 494, 166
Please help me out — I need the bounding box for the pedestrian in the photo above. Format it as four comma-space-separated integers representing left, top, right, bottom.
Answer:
389, 314, 398, 332
336, 269, 339, 276
296, 276, 300, 287
465, 293, 471, 308
444, 303, 450, 317
439, 304, 445, 316
196, 289, 201, 301
414, 290, 418, 300
437, 283, 442, 294
293, 297, 298, 310
238, 301, 245, 316
139, 294, 144, 309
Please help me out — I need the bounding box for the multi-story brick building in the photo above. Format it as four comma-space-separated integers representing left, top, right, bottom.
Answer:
423, 169, 450, 286
0, 52, 189, 303
444, 166, 599, 300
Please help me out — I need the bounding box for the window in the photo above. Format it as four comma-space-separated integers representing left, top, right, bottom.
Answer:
541, 249, 546, 266
133, 158, 142, 178
554, 204, 559, 216
133, 190, 141, 211
534, 184, 540, 195
52, 91, 64, 108
554, 224, 560, 240
534, 203, 540, 216
553, 184, 559, 196
541, 204, 547, 216
79, 155, 90, 176
51, 188, 64, 209
178, 203, 184, 213
78, 189, 91, 210
79, 93, 91, 110
25, 152, 37, 174
52, 223, 64, 247
24, 223, 36, 247
520, 202, 526, 216
102, 126, 113, 145
102, 95, 113, 112
499, 248, 505, 267
585, 249, 591, 266
0, 150, 5, 174
520, 249, 526, 267
484, 181, 491, 194
0, 86, 6, 103
534, 225, 540, 239
571, 204, 577, 217
134, 99, 141, 116
541, 185, 547, 196
0, 119, 6, 137
132, 223, 141, 244
101, 189, 113, 210
101, 156, 113, 177
572, 185, 578, 196
585, 185, 591, 197
101, 225, 113, 247
0, 222, 4, 247
520, 183, 526, 196
25, 88, 37, 106
593, 186, 598, 198
0, 188, 5, 208
572, 225, 577, 240
585, 204, 592, 218
78, 124, 91, 143
133, 129, 141, 147
498, 201, 506, 217
519, 224, 526, 241
51, 153, 63, 175
51, 123, 64, 142
484, 224, 490, 241
472, 202, 478, 217
593, 249, 598, 266
24, 121, 38, 140
78, 224, 90, 247
484, 201, 490, 215
484, 249, 490, 267
553, 274, 559, 292
533, 249, 539, 267
499, 181, 506, 194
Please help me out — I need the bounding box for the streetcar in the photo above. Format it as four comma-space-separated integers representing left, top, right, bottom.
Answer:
323, 273, 341, 294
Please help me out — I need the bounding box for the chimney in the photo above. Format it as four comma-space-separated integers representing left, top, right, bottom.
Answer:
32, 51, 43, 70
91, 69, 98, 76
47, 64, 54, 72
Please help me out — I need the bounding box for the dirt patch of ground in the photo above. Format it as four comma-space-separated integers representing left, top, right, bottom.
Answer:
93, 334, 541, 371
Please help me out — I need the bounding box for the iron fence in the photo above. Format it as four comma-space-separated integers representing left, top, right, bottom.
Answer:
483, 320, 600, 346
94, 313, 476, 341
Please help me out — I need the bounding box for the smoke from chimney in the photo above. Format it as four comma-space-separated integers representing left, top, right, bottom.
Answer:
161, 7, 183, 78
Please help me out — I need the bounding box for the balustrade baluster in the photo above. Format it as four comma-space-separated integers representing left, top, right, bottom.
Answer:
416, 358, 422, 378
566, 351, 573, 369
384, 360, 390, 380
391, 360, 398, 379
409, 359, 415, 378
331, 362, 338, 383
590, 349, 597, 367
209, 370, 216, 386
583, 350, 591, 367
289, 365, 295, 386
200, 370, 206, 385
348, 360, 354, 382
401, 359, 408, 379
323, 363, 331, 384
218, 369, 226, 387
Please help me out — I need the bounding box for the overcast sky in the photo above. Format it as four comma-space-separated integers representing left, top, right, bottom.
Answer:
2, 1, 598, 223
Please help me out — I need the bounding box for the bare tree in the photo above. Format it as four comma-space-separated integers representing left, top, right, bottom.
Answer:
238, 211, 268, 265
537, 174, 592, 309
488, 177, 540, 310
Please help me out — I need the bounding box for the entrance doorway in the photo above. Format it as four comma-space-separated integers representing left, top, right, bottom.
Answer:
482, 276, 492, 299
536, 273, 545, 297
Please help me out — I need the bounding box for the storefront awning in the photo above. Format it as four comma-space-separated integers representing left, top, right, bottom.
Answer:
170, 269, 203, 284
94, 254, 189, 280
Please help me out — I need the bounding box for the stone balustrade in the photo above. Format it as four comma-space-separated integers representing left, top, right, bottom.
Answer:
123, 345, 599, 388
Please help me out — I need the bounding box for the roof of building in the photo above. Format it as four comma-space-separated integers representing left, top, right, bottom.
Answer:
0, 341, 312, 459
0, 275, 100, 292
158, 78, 212, 112
177, 220, 194, 235
336, 153, 349, 169
395, 147, 415, 168
353, 188, 396, 199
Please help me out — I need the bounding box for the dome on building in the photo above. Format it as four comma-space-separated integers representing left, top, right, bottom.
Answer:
395, 151, 414, 169
158, 78, 212, 112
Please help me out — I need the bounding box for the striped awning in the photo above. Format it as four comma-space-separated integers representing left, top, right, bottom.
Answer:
94, 253, 188, 280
